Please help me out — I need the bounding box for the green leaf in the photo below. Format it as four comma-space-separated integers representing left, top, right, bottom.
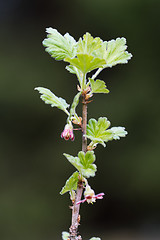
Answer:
35, 87, 69, 115
92, 41, 107, 59
89, 238, 101, 240
65, 65, 77, 74
60, 172, 79, 195
65, 54, 106, 74
107, 126, 128, 140
63, 151, 97, 178
63, 153, 81, 172
78, 151, 97, 178
62, 231, 70, 240
89, 78, 109, 94
86, 118, 128, 147
77, 32, 102, 55
104, 37, 132, 67
85, 117, 112, 147
65, 65, 83, 88
43, 28, 77, 60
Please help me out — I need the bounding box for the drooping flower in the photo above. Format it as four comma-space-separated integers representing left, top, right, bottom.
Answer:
61, 122, 75, 141
76, 185, 104, 205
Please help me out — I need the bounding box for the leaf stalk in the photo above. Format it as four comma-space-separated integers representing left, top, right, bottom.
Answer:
91, 68, 103, 80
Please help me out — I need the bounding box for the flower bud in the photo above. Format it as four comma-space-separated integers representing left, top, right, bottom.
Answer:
61, 123, 75, 141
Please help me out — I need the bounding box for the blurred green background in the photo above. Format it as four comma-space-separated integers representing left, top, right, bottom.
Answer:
0, 0, 160, 239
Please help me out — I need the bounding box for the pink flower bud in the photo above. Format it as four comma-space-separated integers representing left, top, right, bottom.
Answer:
61, 123, 75, 141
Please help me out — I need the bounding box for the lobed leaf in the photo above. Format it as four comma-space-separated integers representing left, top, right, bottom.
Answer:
86, 118, 128, 147
104, 37, 132, 67
65, 65, 77, 74
35, 87, 69, 114
63, 151, 97, 178
92, 41, 107, 59
65, 54, 106, 74
86, 117, 112, 147
77, 32, 102, 55
107, 126, 128, 140
60, 172, 79, 195
43, 28, 77, 60
89, 78, 109, 94
78, 151, 97, 178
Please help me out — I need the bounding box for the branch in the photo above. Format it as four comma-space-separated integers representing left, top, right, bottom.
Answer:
69, 94, 88, 240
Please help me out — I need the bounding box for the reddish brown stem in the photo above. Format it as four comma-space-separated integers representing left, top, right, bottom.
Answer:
82, 95, 88, 153
69, 94, 87, 240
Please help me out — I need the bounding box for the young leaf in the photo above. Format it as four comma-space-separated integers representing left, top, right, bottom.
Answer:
85, 117, 112, 147
62, 231, 70, 240
89, 238, 101, 240
78, 151, 97, 178
35, 87, 69, 115
86, 118, 128, 147
104, 37, 132, 68
89, 78, 109, 94
77, 32, 102, 55
63, 151, 97, 178
43, 28, 77, 60
63, 153, 81, 172
65, 54, 106, 74
60, 172, 79, 195
107, 126, 128, 140
65, 65, 77, 74
92, 41, 107, 59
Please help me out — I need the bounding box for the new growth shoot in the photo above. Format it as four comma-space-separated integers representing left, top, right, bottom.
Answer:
35, 28, 132, 240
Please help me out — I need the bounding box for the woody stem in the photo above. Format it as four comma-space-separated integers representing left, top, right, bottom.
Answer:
69, 94, 87, 240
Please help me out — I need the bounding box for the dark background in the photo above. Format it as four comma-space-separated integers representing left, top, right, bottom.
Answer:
0, 0, 160, 239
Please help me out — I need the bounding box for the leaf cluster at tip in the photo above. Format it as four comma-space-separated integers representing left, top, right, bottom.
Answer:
42, 28, 132, 75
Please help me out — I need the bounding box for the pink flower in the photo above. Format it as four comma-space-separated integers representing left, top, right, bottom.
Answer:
61, 123, 74, 141
76, 185, 104, 205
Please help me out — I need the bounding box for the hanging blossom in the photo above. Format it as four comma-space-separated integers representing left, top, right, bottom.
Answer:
76, 185, 104, 205
61, 122, 75, 141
